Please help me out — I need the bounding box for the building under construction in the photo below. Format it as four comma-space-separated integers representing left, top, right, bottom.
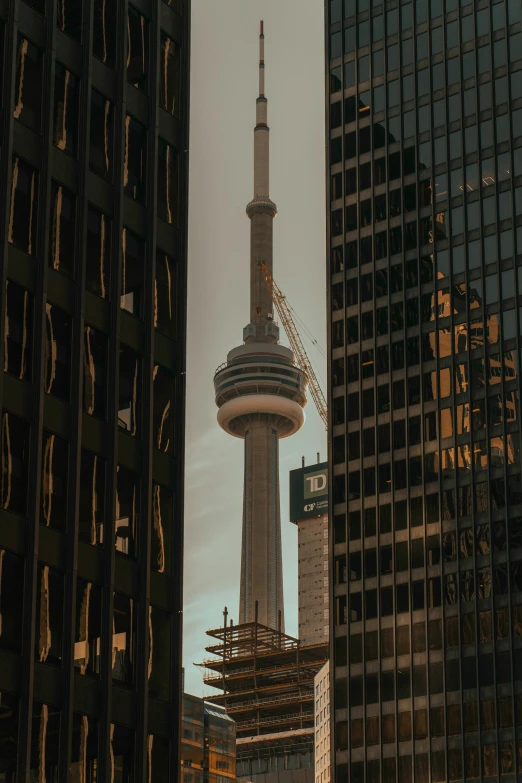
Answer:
198, 608, 328, 780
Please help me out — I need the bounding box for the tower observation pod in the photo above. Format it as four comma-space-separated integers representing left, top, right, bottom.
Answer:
213, 22, 307, 631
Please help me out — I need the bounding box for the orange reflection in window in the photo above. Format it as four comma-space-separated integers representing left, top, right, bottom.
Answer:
454, 363, 468, 394
454, 323, 468, 353
440, 367, 451, 398
440, 408, 453, 439
438, 328, 452, 358
456, 403, 470, 434
486, 313, 500, 345
473, 441, 488, 469
458, 444, 472, 472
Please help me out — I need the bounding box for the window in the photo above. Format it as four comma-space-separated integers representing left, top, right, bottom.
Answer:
0, 412, 30, 516
127, 6, 148, 91
155, 251, 177, 336
57, 0, 81, 40
153, 365, 175, 453
157, 139, 178, 225
4, 281, 32, 382
71, 714, 98, 779
29, 703, 60, 778
149, 607, 171, 700
160, 32, 180, 116
0, 549, 24, 653
93, 0, 117, 68
74, 580, 102, 676
118, 344, 140, 436
121, 228, 144, 317
83, 326, 107, 419
148, 735, 169, 780
86, 206, 110, 298
89, 90, 113, 180
53, 63, 78, 156
44, 304, 71, 400
49, 181, 76, 276
124, 115, 146, 202
35, 564, 64, 665
115, 466, 139, 557
152, 484, 173, 575
9, 157, 39, 255
112, 594, 135, 683
79, 449, 105, 547
14, 36, 42, 131
40, 432, 68, 531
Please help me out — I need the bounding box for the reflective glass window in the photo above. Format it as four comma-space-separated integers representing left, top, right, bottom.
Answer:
8, 156, 39, 255
79, 449, 105, 546
93, 0, 117, 68
40, 431, 68, 531
53, 62, 78, 156
160, 32, 180, 116
4, 280, 32, 382
124, 115, 146, 202
14, 36, 42, 131
86, 205, 110, 298
118, 344, 141, 436
148, 735, 170, 781
157, 139, 178, 225
127, 6, 148, 91
74, 580, 102, 676
57, 0, 82, 40
0, 549, 23, 653
153, 364, 175, 454
30, 703, 60, 779
44, 304, 71, 400
115, 466, 139, 557
154, 250, 177, 336
35, 564, 64, 665
83, 326, 107, 419
0, 411, 30, 516
89, 90, 114, 180
121, 228, 144, 317
70, 714, 98, 781
0, 692, 18, 775
112, 594, 135, 684
49, 181, 76, 276
149, 606, 171, 700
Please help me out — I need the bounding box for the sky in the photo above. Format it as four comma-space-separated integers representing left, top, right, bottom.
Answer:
183, 0, 326, 697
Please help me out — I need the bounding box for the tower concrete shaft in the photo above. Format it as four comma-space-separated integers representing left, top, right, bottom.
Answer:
213, 23, 307, 632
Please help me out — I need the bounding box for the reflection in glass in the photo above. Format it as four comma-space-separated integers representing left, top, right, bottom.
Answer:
121, 228, 144, 316
14, 36, 42, 130
152, 484, 172, 574
115, 466, 139, 556
0, 691, 18, 775
35, 564, 64, 664
9, 156, 39, 255
4, 280, 32, 382
127, 6, 148, 91
1, 411, 30, 515
79, 449, 105, 546
118, 344, 140, 435
112, 594, 134, 684
49, 181, 76, 276
29, 703, 60, 779
89, 89, 113, 180
124, 115, 146, 201
160, 32, 180, 116
154, 251, 176, 336
157, 139, 178, 225
86, 205, 110, 298
44, 303, 71, 400
83, 326, 107, 418
149, 606, 171, 700
74, 579, 101, 676
57, 0, 82, 40
70, 714, 98, 783
148, 735, 170, 780
93, 0, 116, 67
53, 62, 78, 156
41, 431, 68, 530
0, 549, 24, 652
153, 364, 175, 453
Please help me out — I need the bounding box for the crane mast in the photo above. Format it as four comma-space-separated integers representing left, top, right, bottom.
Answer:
257, 262, 328, 428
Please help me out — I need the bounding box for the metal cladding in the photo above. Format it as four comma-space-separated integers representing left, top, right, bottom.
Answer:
213, 23, 307, 631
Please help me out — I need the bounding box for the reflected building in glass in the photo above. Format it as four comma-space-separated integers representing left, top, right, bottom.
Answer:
326, 0, 522, 781
0, 0, 189, 779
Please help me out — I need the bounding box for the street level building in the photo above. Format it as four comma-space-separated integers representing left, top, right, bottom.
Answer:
326, 0, 522, 781
213, 21, 307, 632
0, 0, 189, 778
314, 662, 330, 783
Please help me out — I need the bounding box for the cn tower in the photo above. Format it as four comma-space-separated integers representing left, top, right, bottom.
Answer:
213, 22, 307, 631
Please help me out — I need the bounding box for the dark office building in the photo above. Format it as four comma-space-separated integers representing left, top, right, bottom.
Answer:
326, 1, 522, 781
0, 0, 189, 778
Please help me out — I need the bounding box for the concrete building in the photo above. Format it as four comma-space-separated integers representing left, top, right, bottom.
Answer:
326, 0, 522, 781
314, 662, 330, 783
213, 21, 307, 631
290, 460, 330, 646
0, 0, 190, 777
181, 694, 237, 783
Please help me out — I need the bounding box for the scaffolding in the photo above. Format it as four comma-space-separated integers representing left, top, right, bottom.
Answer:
196, 606, 328, 740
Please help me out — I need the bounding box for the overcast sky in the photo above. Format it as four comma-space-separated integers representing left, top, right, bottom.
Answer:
183, 0, 326, 697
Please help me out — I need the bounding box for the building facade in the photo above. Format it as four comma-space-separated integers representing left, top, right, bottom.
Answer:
327, 0, 522, 781
315, 662, 331, 783
181, 694, 237, 783
0, 0, 189, 778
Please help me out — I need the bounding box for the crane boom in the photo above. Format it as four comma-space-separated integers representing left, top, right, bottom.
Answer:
258, 262, 328, 428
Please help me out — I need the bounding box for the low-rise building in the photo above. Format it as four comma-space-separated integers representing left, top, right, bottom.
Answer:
314, 662, 330, 783
181, 694, 236, 783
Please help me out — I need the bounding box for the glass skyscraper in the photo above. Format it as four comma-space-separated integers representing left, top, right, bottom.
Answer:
0, 0, 189, 779
326, 0, 522, 781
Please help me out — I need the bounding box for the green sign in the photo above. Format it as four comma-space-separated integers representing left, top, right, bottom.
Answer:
289, 462, 328, 522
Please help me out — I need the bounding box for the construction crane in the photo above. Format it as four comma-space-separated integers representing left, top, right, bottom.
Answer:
258, 262, 328, 428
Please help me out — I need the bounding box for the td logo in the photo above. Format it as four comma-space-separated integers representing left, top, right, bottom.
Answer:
303, 470, 328, 499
